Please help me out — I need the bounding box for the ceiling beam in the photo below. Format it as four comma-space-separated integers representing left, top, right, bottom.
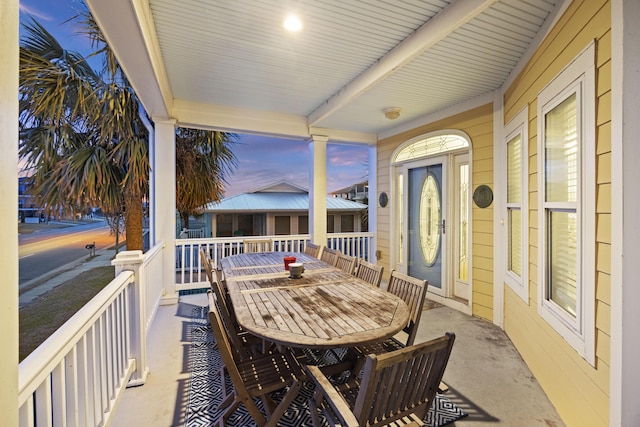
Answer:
307, 0, 498, 127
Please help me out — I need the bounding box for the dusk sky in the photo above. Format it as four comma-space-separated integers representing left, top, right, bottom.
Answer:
18, 0, 369, 197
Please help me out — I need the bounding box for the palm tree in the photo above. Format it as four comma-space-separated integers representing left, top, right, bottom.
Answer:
19, 11, 238, 250
19, 15, 149, 250
176, 128, 238, 230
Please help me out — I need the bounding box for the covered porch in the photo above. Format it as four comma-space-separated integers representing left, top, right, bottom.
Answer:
5, 0, 640, 426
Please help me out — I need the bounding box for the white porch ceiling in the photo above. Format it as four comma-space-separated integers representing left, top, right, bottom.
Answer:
86, 0, 563, 144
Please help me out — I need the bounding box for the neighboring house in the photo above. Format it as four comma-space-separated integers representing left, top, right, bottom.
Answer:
330, 181, 368, 204
202, 181, 367, 237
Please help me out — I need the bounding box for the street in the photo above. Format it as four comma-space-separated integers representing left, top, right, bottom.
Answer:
19, 220, 116, 288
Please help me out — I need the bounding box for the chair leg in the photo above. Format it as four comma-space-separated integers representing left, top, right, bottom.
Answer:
308, 391, 324, 427
264, 379, 302, 427
244, 398, 268, 427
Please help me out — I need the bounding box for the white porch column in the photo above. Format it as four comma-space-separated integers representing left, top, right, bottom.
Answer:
367, 144, 377, 234
112, 251, 148, 386
367, 144, 378, 262
611, 0, 640, 425
152, 119, 178, 305
0, 0, 19, 423
309, 135, 328, 246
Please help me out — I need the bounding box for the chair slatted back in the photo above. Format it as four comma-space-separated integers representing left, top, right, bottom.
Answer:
335, 253, 357, 275
207, 291, 250, 382
243, 239, 273, 253
355, 259, 384, 287
200, 248, 214, 284
353, 334, 455, 426
208, 280, 251, 361
304, 242, 322, 258
387, 270, 428, 347
320, 247, 341, 267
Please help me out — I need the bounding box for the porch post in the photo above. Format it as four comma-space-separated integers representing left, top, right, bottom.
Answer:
611, 0, 640, 424
367, 144, 377, 262
112, 251, 148, 386
367, 144, 377, 234
0, 0, 19, 423
309, 135, 328, 246
152, 119, 178, 304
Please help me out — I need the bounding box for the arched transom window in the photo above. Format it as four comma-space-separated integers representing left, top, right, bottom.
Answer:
393, 131, 470, 164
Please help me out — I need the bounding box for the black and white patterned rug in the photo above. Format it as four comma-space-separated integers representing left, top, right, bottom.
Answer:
185, 306, 467, 427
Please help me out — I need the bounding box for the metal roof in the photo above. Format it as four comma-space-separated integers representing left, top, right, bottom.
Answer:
85, 0, 565, 143
204, 192, 367, 213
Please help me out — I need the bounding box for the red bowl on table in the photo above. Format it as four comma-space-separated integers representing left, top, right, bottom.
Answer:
283, 256, 296, 271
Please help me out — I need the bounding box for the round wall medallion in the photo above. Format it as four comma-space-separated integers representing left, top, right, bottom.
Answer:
378, 192, 388, 208
473, 185, 493, 208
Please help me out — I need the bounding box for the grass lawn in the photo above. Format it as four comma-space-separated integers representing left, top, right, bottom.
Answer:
19, 266, 115, 362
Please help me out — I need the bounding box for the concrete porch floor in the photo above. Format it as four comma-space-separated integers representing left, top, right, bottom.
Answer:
111, 293, 565, 426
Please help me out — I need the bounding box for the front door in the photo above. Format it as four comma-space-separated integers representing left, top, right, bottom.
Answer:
407, 159, 446, 295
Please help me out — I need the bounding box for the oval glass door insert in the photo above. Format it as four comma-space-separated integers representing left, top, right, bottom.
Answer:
419, 174, 441, 265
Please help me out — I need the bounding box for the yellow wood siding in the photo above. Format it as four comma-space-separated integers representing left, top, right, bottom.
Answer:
376, 104, 494, 320
503, 1, 611, 425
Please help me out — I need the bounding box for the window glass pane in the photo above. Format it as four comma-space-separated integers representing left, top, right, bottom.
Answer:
237, 214, 254, 236
274, 216, 290, 235
507, 134, 521, 203
508, 208, 521, 276
327, 215, 334, 233
458, 164, 469, 281
545, 94, 578, 203
216, 214, 232, 237
548, 210, 577, 317
341, 215, 354, 232
298, 215, 308, 234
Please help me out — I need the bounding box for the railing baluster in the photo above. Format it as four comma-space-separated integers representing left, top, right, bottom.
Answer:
35, 375, 53, 427
65, 348, 79, 427
51, 362, 64, 427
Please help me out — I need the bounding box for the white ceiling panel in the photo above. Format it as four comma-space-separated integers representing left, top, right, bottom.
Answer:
87, 0, 562, 141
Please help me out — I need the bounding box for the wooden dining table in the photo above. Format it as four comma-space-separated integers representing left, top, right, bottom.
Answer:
219, 252, 410, 350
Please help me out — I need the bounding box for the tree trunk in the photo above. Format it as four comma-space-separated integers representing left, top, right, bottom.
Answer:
181, 211, 190, 230
125, 188, 144, 251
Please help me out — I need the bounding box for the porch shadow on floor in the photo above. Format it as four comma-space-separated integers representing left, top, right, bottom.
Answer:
111, 293, 565, 427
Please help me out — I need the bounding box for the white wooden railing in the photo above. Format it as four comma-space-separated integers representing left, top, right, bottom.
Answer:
18, 243, 165, 427
175, 232, 375, 291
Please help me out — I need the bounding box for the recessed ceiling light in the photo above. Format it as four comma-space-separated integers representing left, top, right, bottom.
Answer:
284, 14, 302, 32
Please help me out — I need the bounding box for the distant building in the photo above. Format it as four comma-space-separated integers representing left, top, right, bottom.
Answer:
202, 180, 367, 237
330, 181, 368, 204
18, 176, 42, 223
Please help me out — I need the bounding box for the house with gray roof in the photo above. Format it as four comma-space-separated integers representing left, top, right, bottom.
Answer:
203, 181, 367, 237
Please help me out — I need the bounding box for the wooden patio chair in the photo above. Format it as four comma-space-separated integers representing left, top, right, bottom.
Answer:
243, 238, 273, 253
347, 270, 429, 379
335, 253, 357, 275
320, 247, 341, 267
355, 259, 384, 287
207, 291, 306, 427
307, 333, 456, 427
304, 241, 322, 258
208, 288, 262, 361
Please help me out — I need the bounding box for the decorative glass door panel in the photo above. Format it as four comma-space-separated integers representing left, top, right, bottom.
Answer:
408, 163, 444, 292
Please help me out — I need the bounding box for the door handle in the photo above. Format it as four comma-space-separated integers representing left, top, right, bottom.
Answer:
439, 219, 446, 234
